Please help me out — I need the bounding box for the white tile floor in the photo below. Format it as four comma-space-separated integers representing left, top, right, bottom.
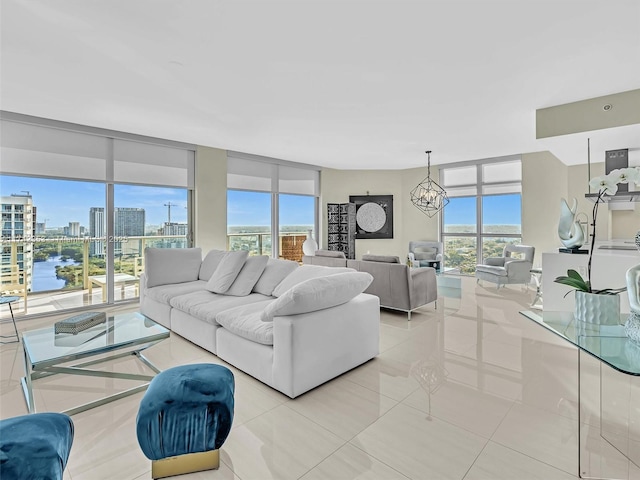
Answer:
1, 276, 639, 480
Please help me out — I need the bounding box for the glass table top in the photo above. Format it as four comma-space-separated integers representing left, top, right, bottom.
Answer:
520, 310, 640, 376
22, 311, 169, 366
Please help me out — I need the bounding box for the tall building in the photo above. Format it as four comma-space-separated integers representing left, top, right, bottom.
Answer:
161, 222, 188, 236
89, 207, 105, 257
68, 222, 80, 237
89, 207, 145, 257
1, 194, 35, 291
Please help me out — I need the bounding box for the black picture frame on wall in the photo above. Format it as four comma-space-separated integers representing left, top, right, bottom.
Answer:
349, 195, 394, 239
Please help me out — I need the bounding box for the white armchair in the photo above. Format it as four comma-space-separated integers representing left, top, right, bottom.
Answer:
476, 244, 535, 289
409, 241, 444, 271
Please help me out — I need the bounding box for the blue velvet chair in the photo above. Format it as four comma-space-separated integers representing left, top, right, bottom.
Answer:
136, 363, 234, 479
0, 412, 74, 480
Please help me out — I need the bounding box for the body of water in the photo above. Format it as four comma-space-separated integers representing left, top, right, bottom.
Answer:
32, 256, 78, 292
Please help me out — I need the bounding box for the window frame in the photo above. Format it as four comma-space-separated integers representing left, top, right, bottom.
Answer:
440, 155, 522, 272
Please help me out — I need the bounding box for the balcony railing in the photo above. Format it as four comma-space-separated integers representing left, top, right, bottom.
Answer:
1, 232, 310, 320
0, 235, 187, 319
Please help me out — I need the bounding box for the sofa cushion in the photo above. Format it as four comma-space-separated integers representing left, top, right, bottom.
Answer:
171, 291, 271, 326
216, 301, 275, 345
206, 250, 249, 294
262, 272, 373, 322
145, 280, 208, 304
413, 247, 437, 261
199, 250, 227, 280
361, 254, 400, 264
144, 248, 202, 288
252, 258, 299, 296
272, 265, 355, 298
475, 265, 508, 277
225, 255, 269, 297
315, 249, 346, 258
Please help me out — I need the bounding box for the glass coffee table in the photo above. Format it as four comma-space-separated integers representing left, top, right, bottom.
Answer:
21, 311, 169, 416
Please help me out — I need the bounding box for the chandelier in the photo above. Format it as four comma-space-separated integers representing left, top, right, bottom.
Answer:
410, 150, 449, 217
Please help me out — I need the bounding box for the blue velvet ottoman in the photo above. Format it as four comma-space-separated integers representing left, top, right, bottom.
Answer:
136, 363, 234, 479
0, 412, 74, 480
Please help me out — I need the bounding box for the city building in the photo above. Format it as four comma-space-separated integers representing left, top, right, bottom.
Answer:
63, 221, 80, 237
1, 193, 34, 291
89, 207, 105, 257
89, 207, 145, 257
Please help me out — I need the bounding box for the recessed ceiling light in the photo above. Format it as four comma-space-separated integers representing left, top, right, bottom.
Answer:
603, 104, 613, 111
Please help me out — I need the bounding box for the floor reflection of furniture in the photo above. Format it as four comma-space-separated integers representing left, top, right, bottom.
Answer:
88, 273, 138, 302
521, 310, 640, 479
0, 265, 27, 314
21, 311, 169, 416
0, 295, 20, 344
530, 268, 543, 309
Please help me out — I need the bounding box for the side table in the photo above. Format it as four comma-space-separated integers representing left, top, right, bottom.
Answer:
0, 296, 20, 344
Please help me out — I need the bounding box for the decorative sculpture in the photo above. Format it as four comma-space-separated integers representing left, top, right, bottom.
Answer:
558, 198, 586, 250
624, 264, 640, 345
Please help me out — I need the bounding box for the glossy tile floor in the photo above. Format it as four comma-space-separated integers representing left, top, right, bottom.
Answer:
1, 277, 639, 480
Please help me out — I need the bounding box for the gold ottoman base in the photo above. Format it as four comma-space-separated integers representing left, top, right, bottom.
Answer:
151, 449, 219, 479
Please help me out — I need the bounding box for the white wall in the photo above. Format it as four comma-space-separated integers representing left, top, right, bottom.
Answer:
194, 146, 228, 253
320, 167, 439, 260
521, 151, 568, 265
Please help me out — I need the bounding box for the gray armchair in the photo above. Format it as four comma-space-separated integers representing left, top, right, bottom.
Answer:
476, 244, 535, 288
409, 241, 444, 271
347, 255, 437, 320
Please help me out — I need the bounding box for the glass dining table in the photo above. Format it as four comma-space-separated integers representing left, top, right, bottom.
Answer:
520, 309, 639, 480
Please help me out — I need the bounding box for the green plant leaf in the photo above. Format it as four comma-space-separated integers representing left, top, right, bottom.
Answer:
554, 275, 590, 291
567, 269, 585, 282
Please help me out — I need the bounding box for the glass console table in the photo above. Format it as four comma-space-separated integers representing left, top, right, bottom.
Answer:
520, 310, 639, 479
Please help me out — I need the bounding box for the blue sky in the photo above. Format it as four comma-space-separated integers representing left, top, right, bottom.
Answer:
445, 194, 521, 225
0, 175, 187, 227
227, 191, 315, 227
2, 174, 520, 229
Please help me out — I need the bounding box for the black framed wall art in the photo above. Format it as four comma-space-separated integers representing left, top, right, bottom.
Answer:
348, 195, 394, 239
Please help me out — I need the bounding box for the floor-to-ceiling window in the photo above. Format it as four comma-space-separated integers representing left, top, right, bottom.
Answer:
441, 157, 522, 274
227, 153, 319, 260
0, 112, 194, 318
227, 190, 272, 256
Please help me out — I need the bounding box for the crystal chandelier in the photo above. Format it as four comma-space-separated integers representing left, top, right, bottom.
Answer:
410, 151, 449, 217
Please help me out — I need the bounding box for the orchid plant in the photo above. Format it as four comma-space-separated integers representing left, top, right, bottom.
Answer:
554, 166, 640, 294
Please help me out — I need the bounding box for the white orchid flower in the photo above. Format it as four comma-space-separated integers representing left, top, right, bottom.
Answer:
617, 166, 640, 185
589, 174, 619, 195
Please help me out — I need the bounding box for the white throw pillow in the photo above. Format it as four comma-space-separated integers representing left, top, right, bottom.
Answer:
261, 271, 373, 322
225, 255, 269, 296
252, 258, 299, 296
206, 250, 249, 294
199, 250, 227, 280
271, 265, 355, 298
144, 247, 202, 288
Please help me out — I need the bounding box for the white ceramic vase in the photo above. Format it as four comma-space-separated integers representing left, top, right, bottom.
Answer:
574, 290, 620, 325
302, 230, 318, 256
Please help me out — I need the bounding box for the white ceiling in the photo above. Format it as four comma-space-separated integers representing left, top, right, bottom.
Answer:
1, 0, 639, 170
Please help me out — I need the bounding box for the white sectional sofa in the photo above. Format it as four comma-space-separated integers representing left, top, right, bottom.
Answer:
139, 247, 380, 398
